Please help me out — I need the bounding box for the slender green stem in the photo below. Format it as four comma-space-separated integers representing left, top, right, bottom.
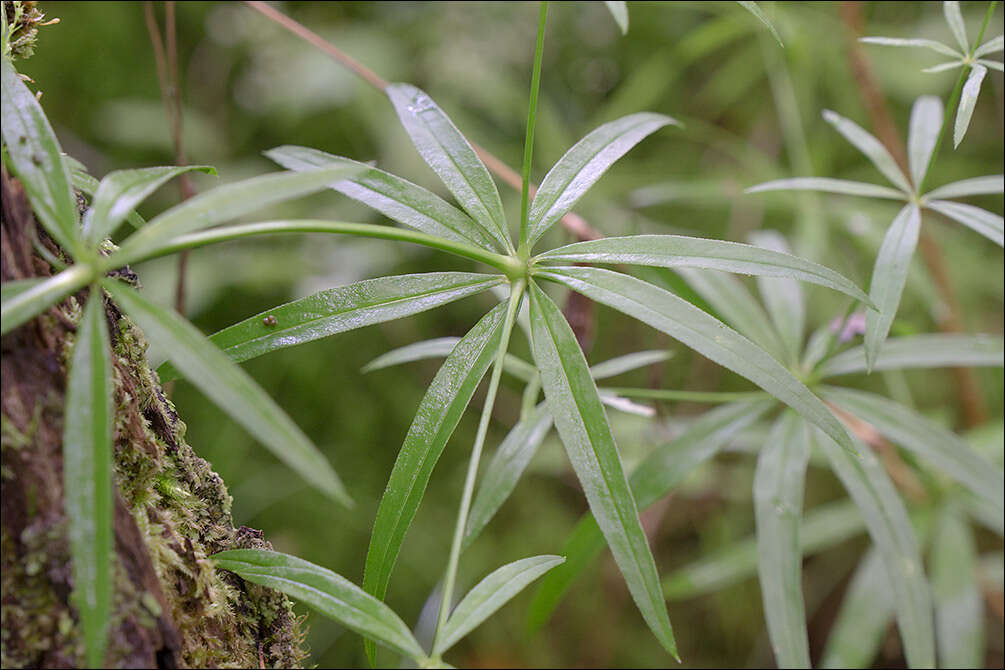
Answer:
431, 280, 526, 659
518, 2, 549, 257
918, 1, 999, 193
602, 387, 768, 403
105, 220, 525, 280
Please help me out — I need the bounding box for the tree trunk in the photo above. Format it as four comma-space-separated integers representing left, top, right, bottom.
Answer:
1, 165, 307, 667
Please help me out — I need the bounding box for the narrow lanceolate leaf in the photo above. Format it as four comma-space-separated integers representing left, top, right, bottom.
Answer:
363, 303, 506, 625
858, 36, 962, 58
535, 235, 871, 305
822, 110, 913, 194
823, 386, 1004, 524
749, 231, 804, 364
158, 273, 503, 381
978, 58, 1005, 71
1, 59, 79, 251
528, 282, 677, 658
745, 177, 906, 200
975, 34, 1004, 58
63, 292, 114, 669
434, 555, 565, 655
814, 430, 935, 669
944, 1, 969, 53
526, 113, 677, 247
736, 1, 784, 47
264, 145, 498, 250
0, 278, 42, 303
212, 550, 425, 661
84, 165, 216, 244
589, 350, 673, 380
463, 404, 553, 551
1, 264, 93, 336
675, 268, 788, 362
906, 96, 942, 188
820, 548, 894, 669
112, 164, 364, 266
536, 267, 856, 453
931, 509, 983, 668
663, 500, 865, 600
818, 334, 1004, 377
386, 84, 511, 252
865, 204, 921, 371
362, 337, 461, 373
926, 199, 1004, 246
924, 174, 1004, 199
754, 412, 811, 669
954, 65, 987, 147
103, 280, 351, 506
528, 400, 771, 633
604, 1, 629, 34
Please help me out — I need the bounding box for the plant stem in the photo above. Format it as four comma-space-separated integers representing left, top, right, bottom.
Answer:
431, 280, 525, 659
917, 0, 998, 194
519, 2, 548, 255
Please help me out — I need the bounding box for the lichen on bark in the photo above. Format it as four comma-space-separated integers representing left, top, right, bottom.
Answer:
1, 160, 308, 667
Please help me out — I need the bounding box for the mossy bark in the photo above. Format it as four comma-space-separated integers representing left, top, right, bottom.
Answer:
1, 166, 308, 667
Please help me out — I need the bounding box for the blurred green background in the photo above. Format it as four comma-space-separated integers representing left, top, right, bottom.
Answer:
20, 2, 1003, 667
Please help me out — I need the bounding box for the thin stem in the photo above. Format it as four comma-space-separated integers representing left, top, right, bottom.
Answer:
918, 0, 999, 194
108, 219, 525, 279
519, 2, 548, 255
431, 280, 525, 659
602, 387, 768, 403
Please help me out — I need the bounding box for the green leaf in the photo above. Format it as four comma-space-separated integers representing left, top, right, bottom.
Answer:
819, 548, 894, 669
604, 1, 629, 35
977, 58, 1004, 71
753, 412, 810, 668
111, 164, 364, 266
1, 264, 93, 336
748, 231, 804, 364
925, 199, 1003, 246
103, 279, 351, 506
924, 174, 1003, 199
534, 234, 871, 305
527, 113, 677, 247
386, 83, 511, 252
1, 58, 79, 251
537, 267, 857, 453
463, 403, 553, 551
157, 272, 503, 381
1, 278, 41, 303
589, 350, 673, 380
264, 145, 498, 250
818, 334, 1004, 377
858, 36, 962, 58
822, 386, 1004, 526
663, 500, 865, 600
907, 96, 942, 188
212, 549, 425, 661
944, 1, 969, 53
528, 400, 771, 633
67, 160, 148, 232
931, 508, 983, 668
745, 177, 906, 200
954, 64, 987, 147
363, 302, 507, 651
865, 205, 921, 370
63, 291, 114, 669
822, 109, 913, 194
84, 164, 216, 244
527, 282, 677, 658
362, 336, 537, 382
813, 430, 935, 669
975, 34, 1004, 58
676, 267, 788, 362
736, 1, 784, 47
435, 555, 565, 655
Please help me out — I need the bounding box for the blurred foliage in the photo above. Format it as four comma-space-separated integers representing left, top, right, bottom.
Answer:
20, 1, 1003, 667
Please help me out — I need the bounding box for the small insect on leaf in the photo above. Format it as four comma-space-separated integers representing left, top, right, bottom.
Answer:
263, 315, 278, 327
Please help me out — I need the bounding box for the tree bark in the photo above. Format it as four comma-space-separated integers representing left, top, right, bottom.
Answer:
1, 166, 307, 667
